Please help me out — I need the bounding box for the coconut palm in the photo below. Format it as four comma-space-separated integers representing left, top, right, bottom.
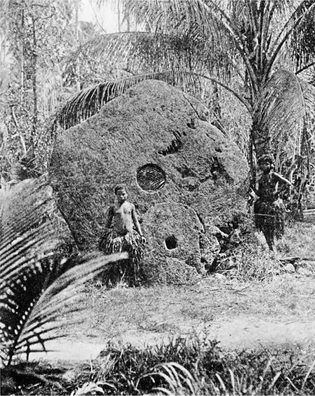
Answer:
51, 0, 315, 240
0, 177, 127, 366
55, 0, 315, 185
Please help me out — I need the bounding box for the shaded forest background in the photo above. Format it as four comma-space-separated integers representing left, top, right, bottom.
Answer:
0, 0, 119, 180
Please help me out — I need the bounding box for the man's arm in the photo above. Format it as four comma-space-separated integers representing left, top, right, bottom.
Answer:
104, 206, 114, 230
273, 171, 293, 187
131, 205, 145, 242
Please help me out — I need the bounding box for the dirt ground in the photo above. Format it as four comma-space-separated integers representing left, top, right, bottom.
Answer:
25, 222, 315, 365
32, 313, 315, 364
29, 275, 315, 364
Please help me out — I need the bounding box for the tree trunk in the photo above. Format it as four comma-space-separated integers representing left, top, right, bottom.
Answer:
31, 15, 37, 148
74, 0, 81, 91
251, 106, 272, 161
20, 6, 24, 107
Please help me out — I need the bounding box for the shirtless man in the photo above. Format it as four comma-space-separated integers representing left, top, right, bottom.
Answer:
107, 185, 145, 240
99, 184, 145, 285
253, 154, 292, 252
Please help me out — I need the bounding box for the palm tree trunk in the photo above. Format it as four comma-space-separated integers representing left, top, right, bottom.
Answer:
248, 132, 255, 185
251, 106, 271, 161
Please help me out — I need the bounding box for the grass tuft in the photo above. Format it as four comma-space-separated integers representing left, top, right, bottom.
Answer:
46, 336, 315, 396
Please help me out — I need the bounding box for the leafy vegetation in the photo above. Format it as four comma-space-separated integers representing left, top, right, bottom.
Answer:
0, 177, 127, 366
0, 0, 99, 179
2, 1, 315, 194
1, 211, 315, 394
3, 336, 315, 395
54, 0, 315, 196
70, 338, 315, 395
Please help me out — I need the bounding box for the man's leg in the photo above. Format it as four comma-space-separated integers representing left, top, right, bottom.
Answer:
125, 232, 144, 286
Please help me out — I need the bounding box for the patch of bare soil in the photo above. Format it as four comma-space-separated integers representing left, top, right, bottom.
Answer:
28, 271, 315, 364
29, 314, 315, 364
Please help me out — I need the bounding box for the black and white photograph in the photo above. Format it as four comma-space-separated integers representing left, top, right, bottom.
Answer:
1, 1, 315, 394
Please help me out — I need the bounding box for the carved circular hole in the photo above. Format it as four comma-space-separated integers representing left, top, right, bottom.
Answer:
137, 164, 166, 191
165, 235, 178, 250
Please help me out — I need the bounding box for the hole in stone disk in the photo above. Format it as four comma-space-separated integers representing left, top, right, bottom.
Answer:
165, 235, 178, 250
137, 163, 166, 191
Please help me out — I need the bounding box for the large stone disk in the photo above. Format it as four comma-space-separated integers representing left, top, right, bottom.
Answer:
50, 80, 249, 284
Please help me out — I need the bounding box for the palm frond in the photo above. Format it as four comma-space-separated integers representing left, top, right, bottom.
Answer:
63, 1, 247, 90
267, 0, 315, 76
255, 69, 315, 172
53, 70, 250, 131
71, 31, 143, 60
111, 0, 266, 90
60, 32, 140, 89
65, 26, 240, 85
0, 177, 127, 365
132, 28, 239, 79
115, 0, 213, 33
284, 0, 315, 72
0, 180, 59, 283
2, 252, 127, 363
52, 72, 174, 130
124, 0, 249, 78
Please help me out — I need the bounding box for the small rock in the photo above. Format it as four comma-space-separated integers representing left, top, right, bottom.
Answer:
283, 264, 295, 273
62, 369, 77, 383
213, 273, 226, 282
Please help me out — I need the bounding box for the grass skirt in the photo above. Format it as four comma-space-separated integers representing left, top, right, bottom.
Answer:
254, 198, 285, 247
99, 229, 144, 286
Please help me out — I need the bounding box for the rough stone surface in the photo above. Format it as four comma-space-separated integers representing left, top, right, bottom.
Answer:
50, 80, 249, 284
142, 202, 221, 284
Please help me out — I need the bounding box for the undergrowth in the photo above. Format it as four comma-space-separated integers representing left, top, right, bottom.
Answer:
217, 220, 315, 283
3, 336, 315, 395
216, 236, 279, 282
229, 244, 279, 282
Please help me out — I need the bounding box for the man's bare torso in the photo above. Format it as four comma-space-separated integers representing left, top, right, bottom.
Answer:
112, 201, 134, 235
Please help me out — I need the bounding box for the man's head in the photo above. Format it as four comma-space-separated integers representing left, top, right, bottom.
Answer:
257, 154, 274, 172
114, 184, 128, 203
